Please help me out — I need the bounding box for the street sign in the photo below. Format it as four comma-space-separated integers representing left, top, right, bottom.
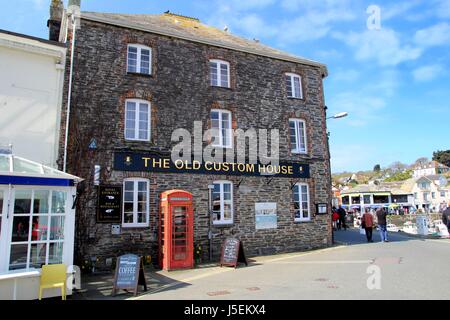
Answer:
220, 238, 248, 268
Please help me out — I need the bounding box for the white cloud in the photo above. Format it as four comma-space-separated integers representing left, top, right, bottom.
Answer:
412, 64, 444, 82
331, 69, 360, 82
414, 22, 450, 47
382, 1, 422, 20
334, 28, 423, 66
238, 14, 278, 38
436, 0, 450, 18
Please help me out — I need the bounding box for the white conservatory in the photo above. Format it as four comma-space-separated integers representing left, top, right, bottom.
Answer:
0, 152, 82, 299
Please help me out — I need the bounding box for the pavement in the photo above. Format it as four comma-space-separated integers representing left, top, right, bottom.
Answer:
71, 228, 450, 300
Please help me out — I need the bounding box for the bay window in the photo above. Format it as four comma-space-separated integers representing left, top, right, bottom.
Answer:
8, 189, 67, 270
289, 119, 307, 154
123, 179, 149, 227
285, 73, 303, 99
210, 59, 230, 88
293, 183, 310, 222
211, 109, 232, 148
212, 181, 233, 225
127, 44, 151, 75
125, 99, 151, 141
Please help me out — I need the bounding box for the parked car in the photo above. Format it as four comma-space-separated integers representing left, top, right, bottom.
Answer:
387, 224, 400, 232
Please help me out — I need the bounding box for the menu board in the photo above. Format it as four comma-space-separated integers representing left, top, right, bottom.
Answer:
97, 185, 122, 223
112, 254, 147, 296
220, 238, 248, 268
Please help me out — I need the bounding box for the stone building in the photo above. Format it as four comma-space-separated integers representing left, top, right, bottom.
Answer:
51, 1, 332, 268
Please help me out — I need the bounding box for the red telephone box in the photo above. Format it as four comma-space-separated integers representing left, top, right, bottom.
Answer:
159, 190, 194, 270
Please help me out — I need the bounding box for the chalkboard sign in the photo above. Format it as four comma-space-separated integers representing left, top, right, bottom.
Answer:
112, 254, 147, 296
220, 238, 248, 268
97, 185, 122, 223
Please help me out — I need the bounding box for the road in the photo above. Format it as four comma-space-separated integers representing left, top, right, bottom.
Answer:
133, 229, 450, 300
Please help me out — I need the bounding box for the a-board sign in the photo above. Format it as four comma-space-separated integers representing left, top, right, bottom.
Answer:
97, 185, 122, 223
220, 238, 248, 268
112, 254, 147, 296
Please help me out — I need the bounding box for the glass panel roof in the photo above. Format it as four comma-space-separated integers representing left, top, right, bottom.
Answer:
0, 154, 81, 182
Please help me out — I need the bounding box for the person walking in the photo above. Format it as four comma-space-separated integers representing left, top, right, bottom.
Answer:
361, 208, 374, 242
332, 207, 339, 231
337, 205, 347, 231
376, 207, 389, 242
442, 206, 450, 233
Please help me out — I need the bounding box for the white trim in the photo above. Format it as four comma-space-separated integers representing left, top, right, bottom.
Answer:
80, 14, 328, 77
293, 183, 311, 222
289, 118, 307, 154
209, 59, 230, 88
285, 73, 303, 99
127, 44, 152, 75
124, 99, 151, 142
122, 178, 150, 228
212, 180, 233, 225
210, 109, 233, 148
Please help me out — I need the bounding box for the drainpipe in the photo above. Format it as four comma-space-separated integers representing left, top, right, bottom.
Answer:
63, 13, 77, 173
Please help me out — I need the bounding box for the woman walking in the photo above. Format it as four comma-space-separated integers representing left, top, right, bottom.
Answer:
361, 208, 374, 242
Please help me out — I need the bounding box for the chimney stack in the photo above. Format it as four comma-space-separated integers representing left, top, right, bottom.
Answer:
47, 0, 64, 41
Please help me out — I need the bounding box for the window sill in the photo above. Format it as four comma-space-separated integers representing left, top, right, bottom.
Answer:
122, 224, 149, 229
294, 219, 312, 224
126, 72, 153, 78
287, 96, 304, 100
291, 150, 308, 155
212, 222, 234, 228
210, 85, 232, 90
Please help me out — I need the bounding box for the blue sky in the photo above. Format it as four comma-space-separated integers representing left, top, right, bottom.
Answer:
1, 0, 449, 173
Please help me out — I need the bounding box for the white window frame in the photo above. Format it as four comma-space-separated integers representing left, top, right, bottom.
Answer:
211, 109, 233, 148
289, 118, 307, 154
210, 59, 230, 88
212, 181, 233, 225
293, 183, 310, 222
0, 186, 75, 273
285, 73, 303, 99
124, 99, 151, 142
127, 44, 152, 75
122, 178, 150, 228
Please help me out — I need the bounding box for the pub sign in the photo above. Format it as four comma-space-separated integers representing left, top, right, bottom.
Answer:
97, 185, 122, 223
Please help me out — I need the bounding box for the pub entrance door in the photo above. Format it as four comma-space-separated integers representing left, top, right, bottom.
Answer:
159, 190, 194, 270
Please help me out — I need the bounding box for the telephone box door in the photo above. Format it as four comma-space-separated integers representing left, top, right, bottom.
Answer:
159, 190, 193, 270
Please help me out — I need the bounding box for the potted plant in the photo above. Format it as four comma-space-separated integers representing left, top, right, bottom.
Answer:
194, 245, 202, 266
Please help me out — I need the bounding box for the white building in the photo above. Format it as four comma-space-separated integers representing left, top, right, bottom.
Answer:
413, 161, 449, 178
0, 29, 66, 167
410, 175, 449, 213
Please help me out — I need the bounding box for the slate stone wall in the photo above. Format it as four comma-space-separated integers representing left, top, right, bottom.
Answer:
59, 18, 332, 268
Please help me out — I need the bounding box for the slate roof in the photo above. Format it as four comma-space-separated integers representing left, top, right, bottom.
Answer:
81, 11, 328, 76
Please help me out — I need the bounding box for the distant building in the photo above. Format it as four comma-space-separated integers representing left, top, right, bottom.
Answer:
413, 161, 449, 178
409, 175, 449, 213
340, 175, 450, 214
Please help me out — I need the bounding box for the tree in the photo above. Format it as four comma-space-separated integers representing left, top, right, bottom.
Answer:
389, 161, 407, 173
432, 150, 450, 167
373, 164, 381, 173
414, 157, 429, 167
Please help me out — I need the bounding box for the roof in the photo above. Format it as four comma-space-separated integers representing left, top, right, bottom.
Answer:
80, 12, 328, 76
0, 28, 66, 48
414, 160, 449, 170
0, 154, 82, 184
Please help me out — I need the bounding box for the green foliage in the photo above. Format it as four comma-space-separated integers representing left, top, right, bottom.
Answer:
432, 150, 450, 167
384, 170, 412, 182
373, 164, 381, 172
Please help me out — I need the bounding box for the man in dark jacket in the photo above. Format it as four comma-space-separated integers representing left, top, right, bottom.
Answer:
442, 207, 450, 232
337, 205, 347, 231
376, 208, 388, 242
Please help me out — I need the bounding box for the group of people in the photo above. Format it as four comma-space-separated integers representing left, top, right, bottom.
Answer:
332, 206, 347, 231
332, 205, 389, 243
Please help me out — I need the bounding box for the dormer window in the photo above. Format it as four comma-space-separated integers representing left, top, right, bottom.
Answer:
285, 73, 303, 99
210, 59, 230, 88
127, 44, 151, 75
